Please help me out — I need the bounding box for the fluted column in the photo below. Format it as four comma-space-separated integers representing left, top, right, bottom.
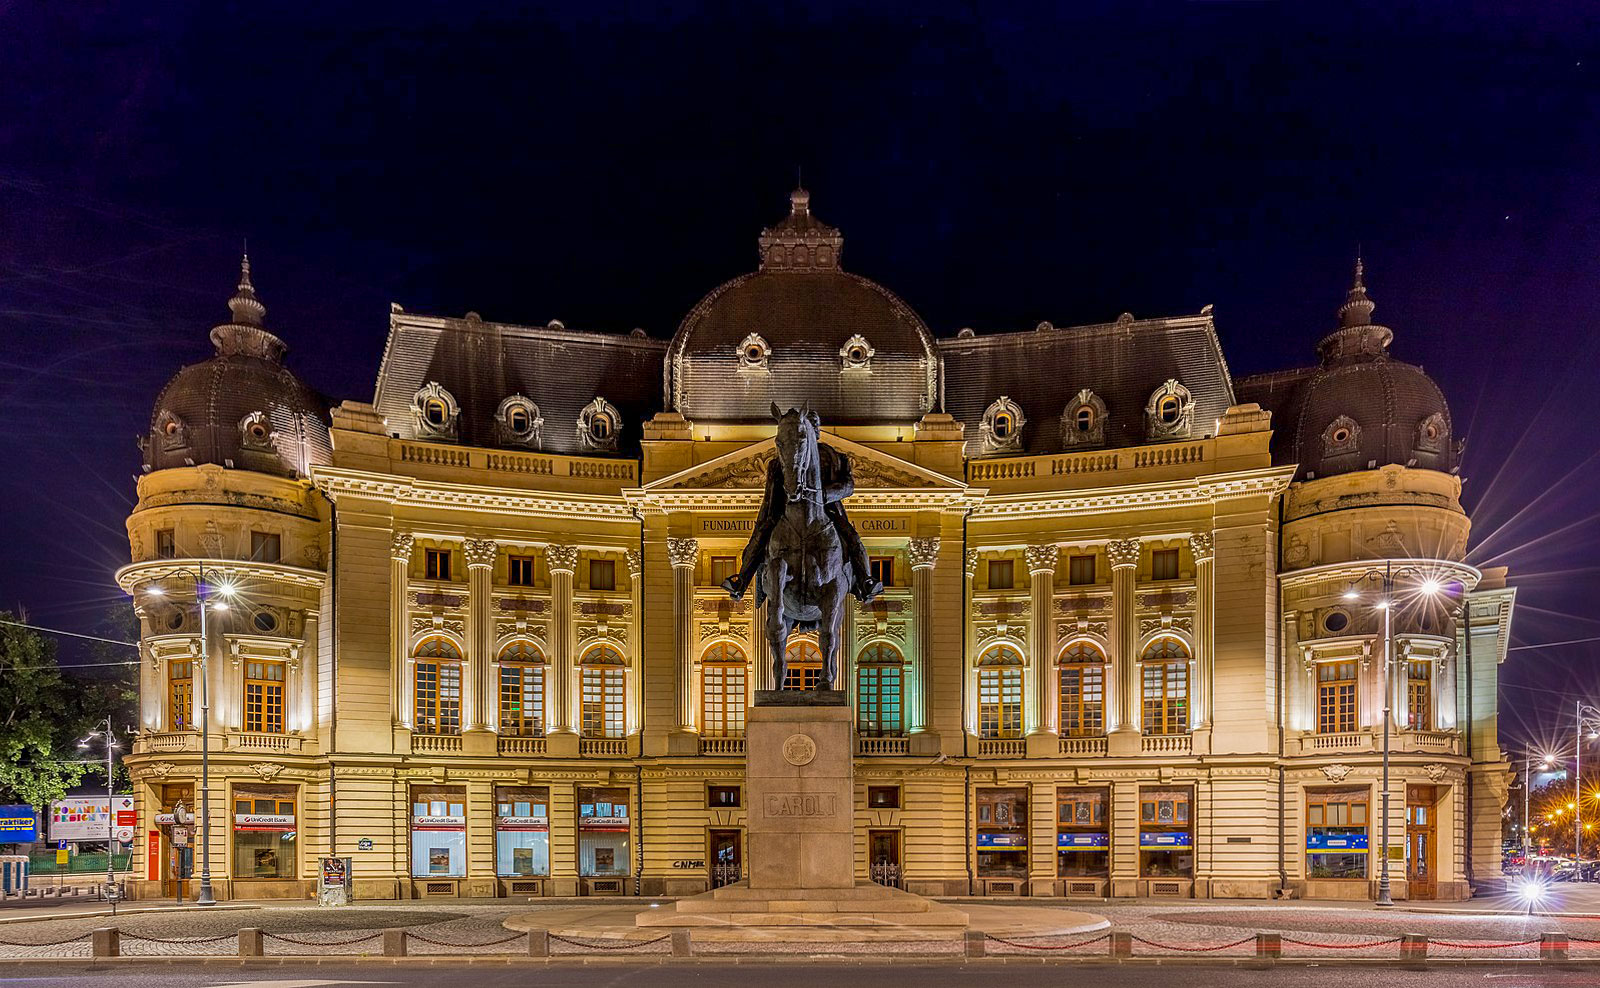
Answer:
753, 598, 772, 692
963, 549, 978, 734
390, 533, 415, 728
546, 544, 579, 735
1189, 533, 1214, 729
298, 610, 319, 734
1106, 538, 1141, 735
667, 538, 699, 733
1025, 543, 1059, 738
907, 537, 940, 735
463, 538, 497, 732
625, 549, 643, 735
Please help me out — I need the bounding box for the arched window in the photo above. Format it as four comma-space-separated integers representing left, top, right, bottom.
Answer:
856, 644, 904, 737
977, 645, 1024, 739
1058, 642, 1106, 738
783, 638, 824, 691
498, 640, 545, 737
580, 645, 626, 738
702, 643, 748, 738
414, 636, 463, 736
1139, 637, 1190, 736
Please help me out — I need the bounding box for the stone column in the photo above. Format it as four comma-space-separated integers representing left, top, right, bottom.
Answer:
626, 549, 644, 736
752, 599, 772, 692
546, 545, 579, 745
1188, 533, 1214, 730
463, 538, 497, 735
299, 610, 319, 735
390, 533, 415, 728
1025, 544, 1059, 748
907, 537, 940, 737
667, 538, 699, 734
963, 549, 979, 735
1106, 538, 1141, 749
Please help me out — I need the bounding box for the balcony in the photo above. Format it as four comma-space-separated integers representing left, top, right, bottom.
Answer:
975, 738, 1026, 757
1058, 735, 1108, 757
700, 736, 746, 756
580, 737, 628, 757
856, 736, 909, 756
1402, 729, 1461, 755
412, 734, 463, 754
498, 736, 548, 756
1140, 733, 1192, 756
135, 731, 200, 754
1307, 731, 1373, 753
225, 732, 307, 754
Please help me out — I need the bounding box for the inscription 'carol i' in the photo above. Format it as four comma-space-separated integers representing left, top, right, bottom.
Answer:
764, 793, 837, 818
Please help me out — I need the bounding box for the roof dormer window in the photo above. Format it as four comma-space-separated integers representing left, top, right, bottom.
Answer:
737, 333, 770, 373
495, 395, 544, 449
839, 334, 874, 372
1060, 389, 1107, 448
577, 396, 621, 453
1322, 415, 1360, 457
979, 396, 1026, 456
413, 382, 459, 441
1144, 379, 1193, 440
239, 411, 274, 450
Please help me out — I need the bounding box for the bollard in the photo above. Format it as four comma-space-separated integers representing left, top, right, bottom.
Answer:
1255, 932, 1281, 961
91, 928, 120, 958
964, 929, 986, 958
527, 928, 550, 957
670, 929, 692, 957
1541, 932, 1569, 962
1401, 934, 1428, 965
382, 928, 407, 957
238, 928, 264, 957
1110, 931, 1133, 958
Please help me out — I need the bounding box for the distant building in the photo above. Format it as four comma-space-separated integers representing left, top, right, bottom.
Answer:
118, 189, 1514, 901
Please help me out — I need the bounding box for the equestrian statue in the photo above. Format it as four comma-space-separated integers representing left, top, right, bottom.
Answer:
722, 404, 882, 694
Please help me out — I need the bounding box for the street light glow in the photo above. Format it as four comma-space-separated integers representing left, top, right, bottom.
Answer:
144, 585, 166, 596
1342, 588, 1360, 600
1419, 578, 1442, 596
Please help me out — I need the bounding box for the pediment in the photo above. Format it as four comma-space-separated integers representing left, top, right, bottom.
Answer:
646, 435, 965, 492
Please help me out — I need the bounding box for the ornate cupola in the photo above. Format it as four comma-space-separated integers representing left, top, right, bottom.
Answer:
757, 187, 844, 272
1316, 257, 1395, 365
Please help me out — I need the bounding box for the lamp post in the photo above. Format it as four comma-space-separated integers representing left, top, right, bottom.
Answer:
76, 718, 120, 908
1574, 703, 1600, 866
143, 562, 234, 906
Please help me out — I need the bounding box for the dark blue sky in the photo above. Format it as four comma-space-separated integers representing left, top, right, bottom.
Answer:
2, 2, 1596, 746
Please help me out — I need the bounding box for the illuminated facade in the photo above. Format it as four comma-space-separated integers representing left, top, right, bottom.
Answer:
118, 191, 1514, 901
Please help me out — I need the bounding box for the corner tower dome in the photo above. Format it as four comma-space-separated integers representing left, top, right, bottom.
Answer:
142, 254, 331, 477
667, 188, 938, 424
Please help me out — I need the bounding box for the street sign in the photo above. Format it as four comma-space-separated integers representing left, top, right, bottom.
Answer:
57, 840, 67, 851
357, 838, 374, 851
170, 825, 190, 848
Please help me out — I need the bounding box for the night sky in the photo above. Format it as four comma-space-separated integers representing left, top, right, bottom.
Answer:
2, 3, 1596, 751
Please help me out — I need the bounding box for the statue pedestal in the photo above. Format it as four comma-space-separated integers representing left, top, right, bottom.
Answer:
746, 704, 855, 889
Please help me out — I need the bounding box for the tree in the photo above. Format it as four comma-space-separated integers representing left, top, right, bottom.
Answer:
0, 614, 88, 809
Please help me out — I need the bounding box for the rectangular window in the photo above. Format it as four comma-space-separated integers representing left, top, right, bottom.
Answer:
708, 785, 741, 808
975, 787, 1029, 877
1151, 548, 1180, 581
581, 665, 625, 738
710, 556, 737, 587
987, 559, 1014, 590
1306, 788, 1369, 879
155, 529, 176, 559
978, 665, 1024, 738
243, 660, 286, 734
1407, 661, 1432, 730
414, 660, 462, 735
702, 659, 747, 738
495, 785, 550, 877
578, 786, 630, 877
1141, 661, 1189, 735
425, 548, 451, 581
1058, 663, 1105, 737
1317, 661, 1359, 734
232, 783, 297, 879
1057, 787, 1110, 877
1139, 786, 1194, 878
249, 531, 281, 563
168, 660, 194, 731
867, 785, 901, 809
508, 555, 536, 587
1068, 554, 1096, 586
869, 556, 894, 588
589, 559, 615, 591
410, 785, 467, 878
499, 663, 545, 736
857, 663, 904, 737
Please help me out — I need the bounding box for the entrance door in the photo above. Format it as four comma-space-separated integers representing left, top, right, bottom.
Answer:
869, 829, 902, 888
1406, 786, 1437, 900
709, 830, 741, 888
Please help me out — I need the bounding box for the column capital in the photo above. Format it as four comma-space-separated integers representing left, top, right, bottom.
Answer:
1188, 532, 1214, 562
908, 537, 941, 570
964, 549, 980, 580
390, 532, 416, 562
666, 537, 700, 569
624, 548, 643, 579
1025, 543, 1059, 575
545, 544, 579, 575
463, 538, 498, 570
1106, 538, 1141, 570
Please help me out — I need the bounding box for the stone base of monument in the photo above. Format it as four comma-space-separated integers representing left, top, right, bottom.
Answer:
634, 880, 970, 928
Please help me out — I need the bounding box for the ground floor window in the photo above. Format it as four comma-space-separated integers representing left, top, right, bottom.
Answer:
1306, 788, 1369, 879
231, 784, 296, 879
1057, 787, 1109, 877
1139, 786, 1194, 878
410, 785, 466, 878
976, 786, 1029, 878
495, 785, 550, 877
578, 786, 630, 877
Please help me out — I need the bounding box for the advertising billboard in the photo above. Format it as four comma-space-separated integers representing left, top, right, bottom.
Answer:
0, 806, 37, 843
50, 796, 135, 843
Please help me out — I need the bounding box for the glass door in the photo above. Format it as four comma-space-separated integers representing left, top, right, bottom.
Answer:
1406, 786, 1437, 900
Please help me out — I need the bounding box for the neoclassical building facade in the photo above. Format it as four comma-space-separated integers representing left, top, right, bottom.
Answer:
118, 190, 1514, 901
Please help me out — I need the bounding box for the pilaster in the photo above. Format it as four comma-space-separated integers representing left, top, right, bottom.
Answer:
389, 533, 414, 730
667, 537, 700, 754
546, 544, 579, 756
462, 538, 497, 753
1025, 543, 1059, 757
1189, 532, 1214, 732
907, 536, 940, 746
1106, 538, 1141, 755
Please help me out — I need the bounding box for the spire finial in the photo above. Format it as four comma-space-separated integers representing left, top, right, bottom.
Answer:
226, 247, 266, 328
1338, 253, 1375, 328
238, 243, 254, 293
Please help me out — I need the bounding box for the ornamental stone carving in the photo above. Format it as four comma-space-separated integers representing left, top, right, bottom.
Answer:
1106, 538, 1142, 570
545, 544, 579, 574
964, 550, 980, 579
1188, 533, 1214, 562
147, 761, 175, 778
666, 538, 700, 569
839, 334, 875, 371
907, 537, 941, 570
249, 762, 285, 781
782, 734, 817, 766
624, 549, 643, 579
1320, 763, 1355, 783
1423, 762, 1450, 783
1025, 543, 1059, 574
391, 533, 416, 562
463, 538, 497, 570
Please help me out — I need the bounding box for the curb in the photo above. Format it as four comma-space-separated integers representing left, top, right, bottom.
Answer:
0, 955, 1588, 968
0, 904, 254, 926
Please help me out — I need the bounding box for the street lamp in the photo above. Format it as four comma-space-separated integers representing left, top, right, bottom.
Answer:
1574, 703, 1600, 865
142, 563, 235, 906
76, 718, 120, 910
1343, 560, 1444, 907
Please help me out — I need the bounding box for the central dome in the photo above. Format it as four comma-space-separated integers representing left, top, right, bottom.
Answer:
667, 189, 937, 423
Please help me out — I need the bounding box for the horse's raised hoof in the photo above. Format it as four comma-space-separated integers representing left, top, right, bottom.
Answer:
721, 576, 745, 601
855, 578, 884, 604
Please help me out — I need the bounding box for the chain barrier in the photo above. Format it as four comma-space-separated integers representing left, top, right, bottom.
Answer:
548, 933, 671, 950
120, 933, 238, 945
1130, 934, 1258, 953
985, 932, 1113, 951
1568, 937, 1600, 945
1280, 936, 1405, 950
1430, 938, 1542, 950
0, 932, 92, 948
264, 931, 385, 947
404, 930, 529, 948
